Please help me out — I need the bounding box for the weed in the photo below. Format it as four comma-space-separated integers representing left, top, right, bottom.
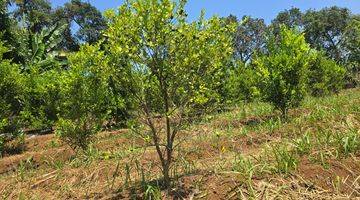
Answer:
334, 129, 360, 157
293, 131, 312, 156
106, 161, 121, 191
69, 145, 101, 167
232, 155, 258, 197
309, 150, 331, 169
48, 139, 60, 148
48, 159, 65, 170
315, 128, 333, 148
17, 156, 35, 180
332, 175, 342, 194
265, 116, 282, 135
144, 184, 162, 200
172, 157, 195, 178
271, 144, 299, 174
232, 155, 256, 181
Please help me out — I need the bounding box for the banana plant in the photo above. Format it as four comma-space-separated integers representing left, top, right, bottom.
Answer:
16, 21, 67, 72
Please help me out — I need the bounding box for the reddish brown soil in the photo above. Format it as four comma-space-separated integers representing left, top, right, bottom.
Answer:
0, 91, 359, 200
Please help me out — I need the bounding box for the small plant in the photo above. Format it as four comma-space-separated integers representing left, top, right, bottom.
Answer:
0, 40, 25, 155
56, 117, 99, 151
271, 144, 299, 174
334, 130, 360, 157
232, 155, 256, 181
104, 0, 235, 189
293, 131, 313, 156
144, 184, 162, 200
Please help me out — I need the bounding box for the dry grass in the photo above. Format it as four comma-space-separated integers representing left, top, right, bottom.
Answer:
0, 88, 359, 199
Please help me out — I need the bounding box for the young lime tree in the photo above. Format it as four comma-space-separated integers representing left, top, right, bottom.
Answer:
56, 44, 115, 151
254, 26, 312, 118
308, 51, 345, 96
104, 0, 234, 188
0, 40, 24, 154
227, 61, 260, 103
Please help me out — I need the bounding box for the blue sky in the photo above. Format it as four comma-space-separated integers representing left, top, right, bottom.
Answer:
51, 0, 360, 24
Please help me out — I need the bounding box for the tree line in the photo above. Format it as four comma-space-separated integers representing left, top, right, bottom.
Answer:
0, 0, 359, 189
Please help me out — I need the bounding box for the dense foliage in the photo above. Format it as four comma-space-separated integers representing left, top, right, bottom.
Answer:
55, 44, 115, 151
308, 51, 345, 96
0, 41, 23, 150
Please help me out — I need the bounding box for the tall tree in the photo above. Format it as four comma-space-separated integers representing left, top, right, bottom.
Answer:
303, 6, 352, 62
228, 15, 267, 63
343, 16, 360, 86
10, 0, 53, 33
0, 0, 19, 60
0, 0, 12, 40
54, 0, 107, 51
271, 7, 303, 29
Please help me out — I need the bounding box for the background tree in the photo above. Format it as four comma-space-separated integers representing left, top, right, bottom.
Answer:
228, 15, 267, 63
343, 16, 360, 86
54, 0, 107, 51
104, 0, 234, 188
254, 26, 312, 118
227, 61, 260, 118
13, 22, 67, 130
271, 7, 303, 30
303, 7, 352, 63
10, 0, 53, 33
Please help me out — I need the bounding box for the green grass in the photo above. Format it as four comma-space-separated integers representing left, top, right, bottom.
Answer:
1, 89, 359, 199
202, 89, 360, 177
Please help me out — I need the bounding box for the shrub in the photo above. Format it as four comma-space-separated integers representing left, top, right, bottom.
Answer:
21, 66, 63, 130
308, 51, 345, 96
227, 61, 260, 104
56, 44, 115, 151
56, 117, 99, 151
254, 26, 312, 118
0, 40, 25, 155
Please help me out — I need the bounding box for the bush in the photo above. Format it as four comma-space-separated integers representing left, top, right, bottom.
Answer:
0, 40, 25, 155
21, 67, 63, 130
227, 61, 260, 104
254, 26, 312, 118
56, 44, 115, 151
308, 51, 345, 96
56, 117, 100, 151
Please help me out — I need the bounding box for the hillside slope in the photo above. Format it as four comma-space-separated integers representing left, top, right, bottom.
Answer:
1, 88, 359, 199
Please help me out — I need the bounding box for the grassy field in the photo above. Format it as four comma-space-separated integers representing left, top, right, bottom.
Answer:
1, 88, 359, 199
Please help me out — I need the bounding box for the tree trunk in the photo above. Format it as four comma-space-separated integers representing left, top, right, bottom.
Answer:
281, 107, 287, 120
162, 162, 171, 191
